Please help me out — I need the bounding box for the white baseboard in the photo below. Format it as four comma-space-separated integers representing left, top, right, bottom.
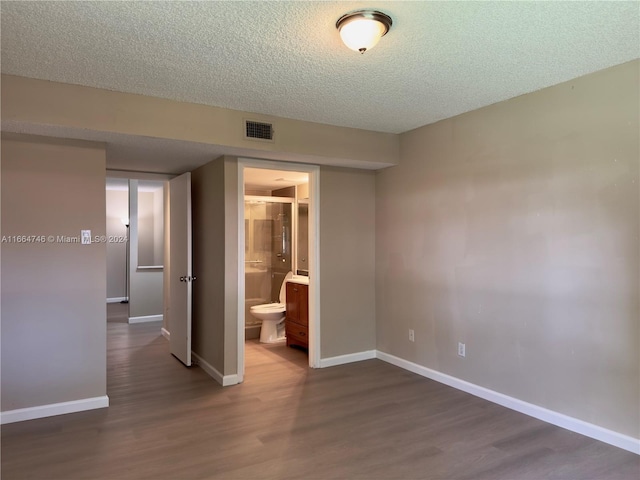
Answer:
319, 350, 377, 368
192, 352, 239, 387
0, 395, 109, 425
376, 350, 640, 455
128, 314, 163, 324
161, 327, 170, 340
107, 297, 127, 304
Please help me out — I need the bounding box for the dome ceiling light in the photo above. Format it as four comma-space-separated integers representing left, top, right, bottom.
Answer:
336, 10, 393, 54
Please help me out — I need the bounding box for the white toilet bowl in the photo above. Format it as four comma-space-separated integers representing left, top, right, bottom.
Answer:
250, 271, 293, 343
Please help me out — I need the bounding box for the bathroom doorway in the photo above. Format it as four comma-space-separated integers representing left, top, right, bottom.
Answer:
237, 159, 320, 382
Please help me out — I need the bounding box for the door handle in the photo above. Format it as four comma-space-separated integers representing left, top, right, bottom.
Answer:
180, 276, 197, 282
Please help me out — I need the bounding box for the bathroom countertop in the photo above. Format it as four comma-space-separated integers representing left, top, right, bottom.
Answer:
287, 276, 309, 285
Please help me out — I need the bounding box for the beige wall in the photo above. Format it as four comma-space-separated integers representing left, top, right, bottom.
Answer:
137, 191, 155, 266
376, 60, 639, 438
320, 167, 377, 358
191, 156, 239, 376
153, 187, 164, 265
2, 74, 399, 170
4, 56, 634, 446
106, 189, 128, 299
194, 161, 377, 377
297, 182, 309, 199
223, 158, 240, 373
128, 180, 163, 319
137, 188, 164, 267
1, 135, 107, 411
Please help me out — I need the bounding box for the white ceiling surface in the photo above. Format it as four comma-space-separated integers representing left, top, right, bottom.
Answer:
3, 1, 639, 134
2, 1, 639, 173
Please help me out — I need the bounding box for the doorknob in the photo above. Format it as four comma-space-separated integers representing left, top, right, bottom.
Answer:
180, 276, 186, 282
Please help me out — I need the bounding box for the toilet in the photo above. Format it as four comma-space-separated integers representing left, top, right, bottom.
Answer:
250, 271, 293, 343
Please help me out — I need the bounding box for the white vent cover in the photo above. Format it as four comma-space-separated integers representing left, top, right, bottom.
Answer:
245, 120, 274, 141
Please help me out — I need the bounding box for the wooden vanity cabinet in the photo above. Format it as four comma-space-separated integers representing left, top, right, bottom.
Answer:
285, 281, 308, 349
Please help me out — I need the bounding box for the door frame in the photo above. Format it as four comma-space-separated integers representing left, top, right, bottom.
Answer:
237, 158, 321, 382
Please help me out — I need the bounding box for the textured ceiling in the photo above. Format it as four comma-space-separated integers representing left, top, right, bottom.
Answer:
2, 1, 638, 135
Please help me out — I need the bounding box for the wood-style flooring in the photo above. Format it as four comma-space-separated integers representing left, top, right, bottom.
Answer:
1, 303, 638, 479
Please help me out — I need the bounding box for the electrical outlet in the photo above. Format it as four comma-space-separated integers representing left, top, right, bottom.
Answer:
409, 329, 415, 342
458, 342, 466, 357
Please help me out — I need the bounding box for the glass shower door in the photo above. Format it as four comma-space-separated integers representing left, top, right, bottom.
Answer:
269, 202, 292, 302
245, 198, 293, 333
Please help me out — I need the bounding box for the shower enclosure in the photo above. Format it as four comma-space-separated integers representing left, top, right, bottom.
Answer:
244, 196, 293, 339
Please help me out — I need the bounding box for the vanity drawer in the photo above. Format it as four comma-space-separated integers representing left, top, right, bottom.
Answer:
285, 322, 308, 348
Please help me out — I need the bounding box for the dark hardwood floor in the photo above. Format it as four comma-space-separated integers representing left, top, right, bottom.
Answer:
1, 304, 638, 479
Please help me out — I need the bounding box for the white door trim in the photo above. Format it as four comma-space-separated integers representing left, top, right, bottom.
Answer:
237, 159, 321, 383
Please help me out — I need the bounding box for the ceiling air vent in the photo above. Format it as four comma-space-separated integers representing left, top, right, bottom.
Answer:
245, 120, 274, 141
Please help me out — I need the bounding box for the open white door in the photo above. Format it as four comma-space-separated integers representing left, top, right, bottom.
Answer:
169, 172, 193, 366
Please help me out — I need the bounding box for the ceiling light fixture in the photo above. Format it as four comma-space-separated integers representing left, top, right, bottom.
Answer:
336, 10, 392, 54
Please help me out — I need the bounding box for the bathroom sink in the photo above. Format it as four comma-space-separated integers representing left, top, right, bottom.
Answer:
289, 275, 309, 285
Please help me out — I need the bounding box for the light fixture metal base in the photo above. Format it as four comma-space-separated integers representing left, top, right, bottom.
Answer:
335, 10, 393, 34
